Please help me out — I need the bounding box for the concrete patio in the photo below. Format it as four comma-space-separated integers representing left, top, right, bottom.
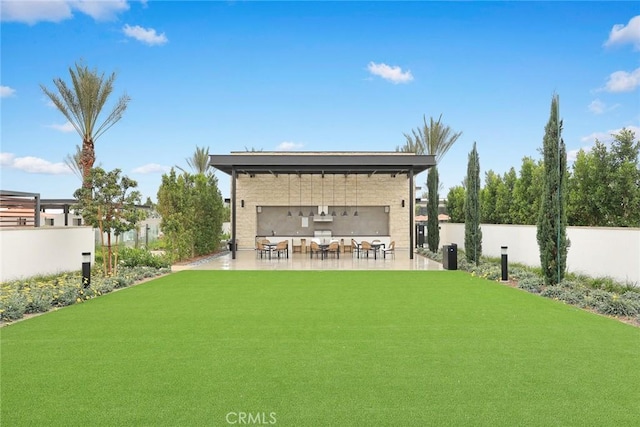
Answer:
180, 249, 444, 271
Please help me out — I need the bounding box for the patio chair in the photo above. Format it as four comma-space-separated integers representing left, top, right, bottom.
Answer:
360, 241, 373, 258
275, 240, 289, 258
326, 241, 340, 258
382, 241, 395, 259
309, 241, 323, 259
255, 241, 269, 258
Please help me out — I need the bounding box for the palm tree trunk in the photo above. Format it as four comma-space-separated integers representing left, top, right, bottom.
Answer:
81, 137, 95, 189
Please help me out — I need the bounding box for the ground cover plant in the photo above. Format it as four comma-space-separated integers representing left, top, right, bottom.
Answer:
0, 248, 170, 323
2, 270, 639, 426
418, 247, 640, 326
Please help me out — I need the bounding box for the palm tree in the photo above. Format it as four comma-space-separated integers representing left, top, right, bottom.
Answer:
41, 62, 130, 189
397, 114, 461, 162
177, 146, 211, 174
63, 145, 83, 181
398, 114, 462, 251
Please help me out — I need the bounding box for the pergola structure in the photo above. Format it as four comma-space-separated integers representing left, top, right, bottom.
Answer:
209, 152, 436, 260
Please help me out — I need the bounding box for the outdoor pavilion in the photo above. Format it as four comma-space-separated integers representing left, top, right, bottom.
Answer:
209, 152, 435, 260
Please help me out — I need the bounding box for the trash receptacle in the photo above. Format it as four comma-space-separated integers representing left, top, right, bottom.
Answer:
227, 239, 237, 251
416, 225, 425, 248
442, 243, 457, 270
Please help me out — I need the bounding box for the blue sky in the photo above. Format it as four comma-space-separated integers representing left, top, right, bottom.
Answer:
1, 1, 639, 202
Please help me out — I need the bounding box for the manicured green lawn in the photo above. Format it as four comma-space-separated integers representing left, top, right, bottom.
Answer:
2, 271, 639, 426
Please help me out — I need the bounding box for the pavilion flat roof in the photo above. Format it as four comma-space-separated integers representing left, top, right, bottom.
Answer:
209, 151, 435, 176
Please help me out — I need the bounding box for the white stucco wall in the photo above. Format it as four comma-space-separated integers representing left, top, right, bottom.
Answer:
440, 223, 640, 284
0, 227, 95, 282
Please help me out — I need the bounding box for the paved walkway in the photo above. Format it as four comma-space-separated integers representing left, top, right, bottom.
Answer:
177, 249, 443, 271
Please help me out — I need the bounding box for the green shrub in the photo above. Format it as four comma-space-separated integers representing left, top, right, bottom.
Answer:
596, 295, 639, 317
621, 291, 640, 305
559, 288, 587, 307
118, 247, 171, 269
0, 290, 28, 321
541, 285, 565, 299
518, 277, 543, 294
583, 289, 614, 309
25, 284, 55, 314
1, 266, 169, 323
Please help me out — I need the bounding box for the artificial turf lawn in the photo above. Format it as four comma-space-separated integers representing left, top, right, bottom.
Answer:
1, 270, 639, 426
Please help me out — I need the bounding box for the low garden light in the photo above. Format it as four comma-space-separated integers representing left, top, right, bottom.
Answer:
501, 246, 508, 282
82, 252, 91, 288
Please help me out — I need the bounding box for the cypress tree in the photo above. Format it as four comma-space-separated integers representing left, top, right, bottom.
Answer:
464, 142, 482, 264
427, 167, 440, 252
536, 94, 569, 285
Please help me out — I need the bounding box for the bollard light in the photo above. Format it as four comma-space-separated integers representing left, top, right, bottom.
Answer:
82, 252, 91, 289
501, 246, 508, 282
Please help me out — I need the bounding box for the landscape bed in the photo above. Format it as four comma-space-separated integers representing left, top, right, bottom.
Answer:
2, 270, 639, 426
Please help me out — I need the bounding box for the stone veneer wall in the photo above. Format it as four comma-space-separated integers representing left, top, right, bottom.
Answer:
233, 173, 413, 249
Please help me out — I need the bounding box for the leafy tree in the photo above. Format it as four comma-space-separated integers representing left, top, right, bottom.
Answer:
610, 129, 640, 227
398, 114, 462, 251
536, 94, 568, 286
567, 142, 608, 226
511, 157, 543, 224
41, 62, 130, 190
495, 167, 517, 224
464, 142, 482, 264
446, 185, 465, 223
481, 170, 502, 224
157, 169, 224, 261
74, 168, 143, 275
192, 173, 224, 256
567, 129, 639, 227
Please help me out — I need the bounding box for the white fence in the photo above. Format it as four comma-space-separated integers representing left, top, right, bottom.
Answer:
439, 223, 640, 284
0, 227, 95, 282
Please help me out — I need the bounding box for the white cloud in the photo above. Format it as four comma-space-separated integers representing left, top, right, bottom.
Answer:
602, 67, 640, 93
587, 99, 620, 115
0, 152, 15, 166
567, 148, 583, 163
570, 125, 640, 161
588, 99, 605, 115
0, 152, 72, 174
123, 24, 168, 46
132, 163, 171, 174
0, 0, 128, 24
276, 141, 304, 151
367, 62, 414, 84
580, 125, 640, 145
0, 85, 17, 97
604, 15, 640, 50
48, 122, 76, 133
73, 0, 129, 21
603, 67, 640, 92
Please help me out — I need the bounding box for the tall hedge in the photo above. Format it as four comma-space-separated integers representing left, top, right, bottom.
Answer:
427, 167, 440, 252
464, 142, 482, 265
157, 169, 224, 262
536, 94, 569, 285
